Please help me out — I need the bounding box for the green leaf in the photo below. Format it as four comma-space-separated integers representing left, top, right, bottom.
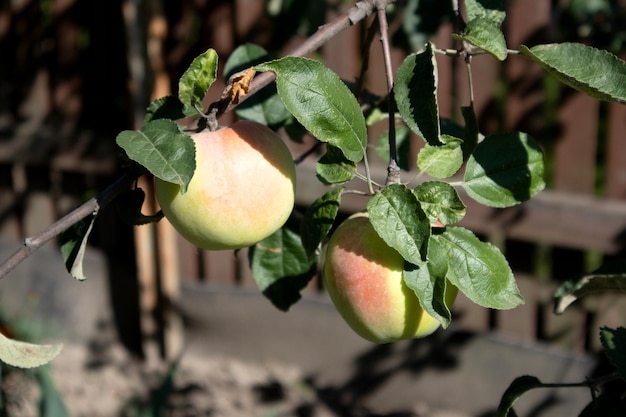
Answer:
365, 106, 388, 126
150, 358, 181, 416
496, 375, 544, 417
375, 126, 412, 171
249, 219, 318, 311
401, 0, 453, 51
316, 145, 357, 185
520, 43, 626, 104
554, 260, 626, 314
283, 118, 308, 143
394, 42, 441, 145
463, 132, 545, 208
224, 43, 265, 77
60, 210, 97, 281
301, 188, 342, 259
404, 261, 452, 328
417, 136, 464, 178
224, 44, 291, 128
431, 227, 524, 309
579, 392, 626, 417
454, 17, 508, 61
116, 119, 196, 193
115, 188, 164, 226
178, 48, 218, 110
0, 333, 62, 369
600, 327, 626, 382
465, 0, 506, 25
256, 57, 367, 162
37, 367, 70, 417
144, 95, 197, 123
440, 117, 466, 141
566, 0, 612, 19
413, 181, 466, 224
461, 105, 479, 159
367, 184, 431, 265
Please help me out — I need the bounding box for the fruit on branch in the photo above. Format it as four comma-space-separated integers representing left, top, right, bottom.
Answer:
324, 213, 457, 343
156, 120, 296, 250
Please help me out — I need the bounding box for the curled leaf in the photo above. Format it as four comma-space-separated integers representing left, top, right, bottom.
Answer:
496, 375, 544, 417
61, 211, 97, 281
178, 48, 218, 110
0, 333, 62, 369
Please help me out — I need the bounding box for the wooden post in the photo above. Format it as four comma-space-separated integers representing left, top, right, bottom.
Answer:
147, 0, 184, 359
604, 99, 626, 199
134, 176, 161, 364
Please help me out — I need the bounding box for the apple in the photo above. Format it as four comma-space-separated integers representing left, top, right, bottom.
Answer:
323, 212, 457, 343
155, 120, 296, 250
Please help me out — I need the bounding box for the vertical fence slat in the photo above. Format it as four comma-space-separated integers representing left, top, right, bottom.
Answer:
497, 275, 540, 342
504, 0, 551, 132
604, 100, 626, 199
156, 218, 184, 357
234, 0, 269, 45
434, 24, 457, 121
236, 248, 257, 288
322, 3, 361, 82
452, 293, 491, 333
552, 93, 599, 193
202, 250, 239, 286
134, 176, 161, 363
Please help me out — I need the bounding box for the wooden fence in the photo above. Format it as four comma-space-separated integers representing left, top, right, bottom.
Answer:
1, 0, 626, 359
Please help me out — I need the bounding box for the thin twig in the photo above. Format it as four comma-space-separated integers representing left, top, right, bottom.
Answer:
374, 0, 400, 186
0, 171, 137, 280
341, 189, 371, 197
0, 0, 383, 281
465, 53, 475, 105
221, 0, 380, 115
434, 48, 462, 56
451, 0, 465, 34
530, 372, 621, 396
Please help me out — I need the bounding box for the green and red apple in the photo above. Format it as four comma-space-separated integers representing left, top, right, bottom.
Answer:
324, 212, 457, 343
156, 120, 296, 250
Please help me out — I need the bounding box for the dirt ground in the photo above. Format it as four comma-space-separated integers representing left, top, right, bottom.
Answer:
0, 244, 596, 417
0, 243, 469, 417
1, 341, 466, 417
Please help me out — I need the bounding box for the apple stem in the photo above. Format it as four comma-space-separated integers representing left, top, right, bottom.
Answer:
206, 108, 219, 132
362, 152, 376, 195
374, 0, 401, 185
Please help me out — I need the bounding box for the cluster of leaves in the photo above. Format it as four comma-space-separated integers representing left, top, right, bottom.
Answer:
5, 9, 626, 417
250, 46, 539, 323
112, 1, 626, 414
104, 3, 546, 323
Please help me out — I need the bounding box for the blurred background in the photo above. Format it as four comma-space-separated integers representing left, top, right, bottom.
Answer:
1, 1, 626, 416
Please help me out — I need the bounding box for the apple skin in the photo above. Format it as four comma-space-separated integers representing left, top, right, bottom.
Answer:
155, 120, 296, 250
324, 213, 457, 343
